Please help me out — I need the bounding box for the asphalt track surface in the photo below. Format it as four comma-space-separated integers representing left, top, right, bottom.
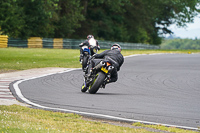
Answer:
10, 54, 200, 130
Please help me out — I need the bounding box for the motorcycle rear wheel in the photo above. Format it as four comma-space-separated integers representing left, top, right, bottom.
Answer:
89, 72, 106, 94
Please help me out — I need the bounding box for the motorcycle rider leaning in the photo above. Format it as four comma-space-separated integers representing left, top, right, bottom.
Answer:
79, 35, 100, 63
86, 43, 124, 88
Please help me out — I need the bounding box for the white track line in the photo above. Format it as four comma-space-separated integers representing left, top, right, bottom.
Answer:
12, 54, 199, 131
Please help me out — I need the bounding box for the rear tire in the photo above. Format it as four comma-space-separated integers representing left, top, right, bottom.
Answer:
89, 72, 106, 94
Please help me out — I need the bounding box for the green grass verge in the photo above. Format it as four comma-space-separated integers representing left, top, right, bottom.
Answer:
122, 49, 200, 56
0, 105, 158, 133
0, 48, 80, 71
0, 105, 198, 133
0, 48, 200, 72
132, 122, 198, 133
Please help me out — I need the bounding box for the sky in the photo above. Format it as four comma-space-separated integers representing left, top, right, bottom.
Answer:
167, 15, 200, 39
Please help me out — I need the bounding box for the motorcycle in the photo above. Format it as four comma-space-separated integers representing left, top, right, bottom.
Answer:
81, 59, 114, 94
80, 43, 98, 72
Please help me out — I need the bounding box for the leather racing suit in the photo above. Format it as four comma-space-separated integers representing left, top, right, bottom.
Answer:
89, 49, 124, 83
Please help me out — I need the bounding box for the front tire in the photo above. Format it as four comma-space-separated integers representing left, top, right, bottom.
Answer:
88, 72, 106, 94
82, 55, 88, 71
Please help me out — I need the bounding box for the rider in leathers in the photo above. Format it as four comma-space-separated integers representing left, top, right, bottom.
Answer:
87, 43, 124, 86
79, 35, 100, 63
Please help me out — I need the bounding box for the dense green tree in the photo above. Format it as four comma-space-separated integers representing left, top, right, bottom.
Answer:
20, 0, 52, 38
72, 0, 131, 41
0, 0, 84, 38
52, 0, 84, 38
0, 0, 200, 45
0, 0, 25, 38
0, 0, 56, 38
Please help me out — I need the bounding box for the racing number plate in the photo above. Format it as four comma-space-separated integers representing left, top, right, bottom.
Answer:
101, 67, 108, 73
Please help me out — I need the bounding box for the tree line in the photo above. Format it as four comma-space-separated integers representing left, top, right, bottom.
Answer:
0, 0, 200, 45
161, 39, 200, 49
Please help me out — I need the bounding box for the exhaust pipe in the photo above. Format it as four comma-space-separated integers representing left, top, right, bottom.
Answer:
108, 66, 114, 72
93, 61, 105, 70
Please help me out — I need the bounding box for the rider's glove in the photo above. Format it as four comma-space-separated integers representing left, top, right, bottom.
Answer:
97, 45, 100, 50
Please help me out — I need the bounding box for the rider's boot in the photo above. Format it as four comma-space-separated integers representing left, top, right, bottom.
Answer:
101, 80, 107, 88
101, 78, 110, 89
81, 78, 88, 92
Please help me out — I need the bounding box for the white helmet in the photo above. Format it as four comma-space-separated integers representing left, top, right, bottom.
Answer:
87, 35, 94, 39
111, 43, 121, 52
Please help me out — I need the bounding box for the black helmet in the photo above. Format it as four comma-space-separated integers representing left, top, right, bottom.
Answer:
87, 35, 94, 39
111, 43, 121, 52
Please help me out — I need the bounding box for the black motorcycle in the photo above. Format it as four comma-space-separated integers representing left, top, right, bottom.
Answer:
80, 44, 98, 72
81, 60, 114, 94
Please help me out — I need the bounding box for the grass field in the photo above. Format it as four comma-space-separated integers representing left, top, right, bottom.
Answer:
0, 48, 200, 132
0, 47, 200, 72
0, 105, 198, 133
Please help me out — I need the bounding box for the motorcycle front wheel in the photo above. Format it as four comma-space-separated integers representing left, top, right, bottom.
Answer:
88, 72, 106, 94
82, 55, 88, 71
